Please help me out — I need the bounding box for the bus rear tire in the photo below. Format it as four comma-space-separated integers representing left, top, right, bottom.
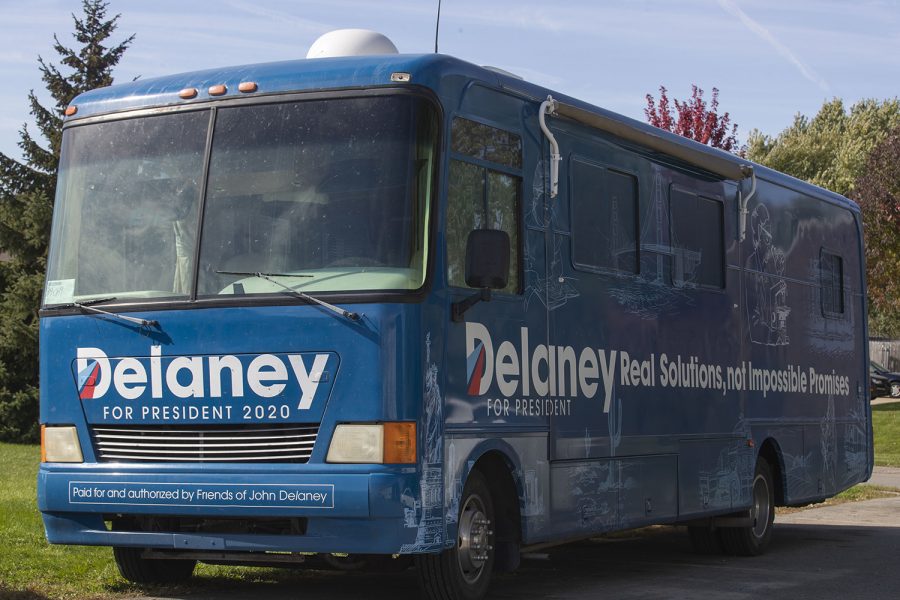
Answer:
113, 546, 196, 584
416, 470, 495, 600
719, 460, 775, 556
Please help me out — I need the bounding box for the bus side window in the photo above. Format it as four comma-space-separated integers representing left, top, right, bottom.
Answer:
571, 159, 639, 275
820, 250, 844, 316
669, 187, 725, 289
446, 117, 522, 295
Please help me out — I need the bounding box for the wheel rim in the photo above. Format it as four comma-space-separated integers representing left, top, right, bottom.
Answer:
892, 383, 900, 397
750, 473, 771, 539
456, 492, 493, 584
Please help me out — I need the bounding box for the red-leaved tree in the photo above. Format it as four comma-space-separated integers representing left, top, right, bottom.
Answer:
853, 127, 900, 336
645, 85, 739, 152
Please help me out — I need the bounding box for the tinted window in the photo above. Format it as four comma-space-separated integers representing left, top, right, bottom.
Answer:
196, 96, 437, 296
446, 161, 520, 294
571, 160, 638, 274
45, 111, 209, 304
451, 117, 522, 169
670, 187, 724, 288
821, 250, 844, 315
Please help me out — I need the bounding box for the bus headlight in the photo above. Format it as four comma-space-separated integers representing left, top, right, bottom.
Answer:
327, 424, 384, 463
327, 422, 416, 464
41, 425, 84, 463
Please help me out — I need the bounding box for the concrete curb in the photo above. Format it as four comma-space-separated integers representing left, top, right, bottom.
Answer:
864, 466, 900, 488
777, 496, 900, 526
871, 397, 900, 406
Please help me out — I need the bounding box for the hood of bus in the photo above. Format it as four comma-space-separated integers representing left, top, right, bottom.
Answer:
39, 303, 422, 428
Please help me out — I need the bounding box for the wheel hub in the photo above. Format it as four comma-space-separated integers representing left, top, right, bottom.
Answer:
750, 473, 771, 539
457, 495, 493, 583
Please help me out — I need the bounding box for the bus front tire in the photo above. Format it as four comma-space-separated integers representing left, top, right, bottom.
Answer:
719, 460, 775, 556
112, 546, 196, 584
416, 470, 495, 600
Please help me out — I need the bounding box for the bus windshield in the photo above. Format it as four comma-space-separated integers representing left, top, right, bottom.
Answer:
44, 94, 437, 305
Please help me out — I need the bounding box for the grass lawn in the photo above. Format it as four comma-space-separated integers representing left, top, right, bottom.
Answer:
0, 443, 126, 599
0, 443, 331, 600
0, 444, 118, 599
873, 402, 900, 467
2, 405, 898, 598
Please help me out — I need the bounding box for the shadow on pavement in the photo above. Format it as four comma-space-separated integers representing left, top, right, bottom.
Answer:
115, 522, 900, 600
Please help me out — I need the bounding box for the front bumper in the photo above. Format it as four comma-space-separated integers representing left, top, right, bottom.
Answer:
38, 465, 436, 554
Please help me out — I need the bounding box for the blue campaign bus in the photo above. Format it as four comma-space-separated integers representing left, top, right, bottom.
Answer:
38, 30, 871, 599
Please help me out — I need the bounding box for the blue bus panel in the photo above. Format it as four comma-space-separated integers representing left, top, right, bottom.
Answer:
38, 38, 871, 600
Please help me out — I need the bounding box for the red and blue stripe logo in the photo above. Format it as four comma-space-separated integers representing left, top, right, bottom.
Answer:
466, 341, 486, 396
77, 360, 102, 400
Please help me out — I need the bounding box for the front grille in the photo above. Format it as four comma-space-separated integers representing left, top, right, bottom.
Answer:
110, 515, 308, 536
91, 424, 318, 463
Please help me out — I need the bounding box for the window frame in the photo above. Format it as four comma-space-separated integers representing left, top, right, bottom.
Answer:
446, 114, 524, 296
568, 156, 641, 277
819, 248, 845, 318
41, 87, 443, 316
668, 184, 726, 291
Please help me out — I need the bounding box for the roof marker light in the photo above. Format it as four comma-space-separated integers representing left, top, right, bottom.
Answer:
179, 88, 198, 99
209, 85, 227, 96
391, 72, 411, 83
238, 81, 258, 93
64, 106, 77, 116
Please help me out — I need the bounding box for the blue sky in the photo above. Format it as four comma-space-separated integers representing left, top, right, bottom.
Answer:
1, 0, 899, 160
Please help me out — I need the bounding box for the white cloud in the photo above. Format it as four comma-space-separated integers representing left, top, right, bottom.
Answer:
224, 0, 334, 33
716, 0, 830, 91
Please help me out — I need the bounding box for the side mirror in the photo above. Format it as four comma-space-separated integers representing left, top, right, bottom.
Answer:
452, 229, 510, 323
465, 229, 510, 290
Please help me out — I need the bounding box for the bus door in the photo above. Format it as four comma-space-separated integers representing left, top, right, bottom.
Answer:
444, 107, 549, 431
442, 95, 557, 542
543, 125, 684, 532
535, 125, 621, 533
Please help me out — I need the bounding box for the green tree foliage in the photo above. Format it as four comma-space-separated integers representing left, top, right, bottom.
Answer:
746, 99, 900, 198
746, 99, 900, 337
0, 1, 133, 442
853, 128, 900, 338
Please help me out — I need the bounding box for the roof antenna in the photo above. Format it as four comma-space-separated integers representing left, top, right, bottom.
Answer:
434, 0, 442, 53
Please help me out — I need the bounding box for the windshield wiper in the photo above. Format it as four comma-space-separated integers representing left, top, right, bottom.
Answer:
217, 271, 361, 321
52, 297, 160, 328
217, 271, 313, 279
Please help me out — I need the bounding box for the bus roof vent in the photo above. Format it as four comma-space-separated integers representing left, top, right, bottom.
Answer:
306, 29, 399, 59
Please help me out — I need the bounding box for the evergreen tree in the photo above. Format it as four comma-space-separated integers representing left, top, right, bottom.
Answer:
0, 1, 133, 442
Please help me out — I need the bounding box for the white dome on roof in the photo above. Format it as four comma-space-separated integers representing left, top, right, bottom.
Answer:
306, 29, 399, 59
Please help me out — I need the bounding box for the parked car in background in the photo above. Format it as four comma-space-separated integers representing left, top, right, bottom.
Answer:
870, 361, 900, 398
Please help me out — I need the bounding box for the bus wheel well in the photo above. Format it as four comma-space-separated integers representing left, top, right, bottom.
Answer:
758, 439, 786, 506
472, 451, 522, 572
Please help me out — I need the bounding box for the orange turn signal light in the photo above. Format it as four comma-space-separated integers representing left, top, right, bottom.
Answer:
40, 425, 47, 463
383, 422, 416, 464
238, 81, 258, 93
179, 87, 198, 99
64, 105, 77, 117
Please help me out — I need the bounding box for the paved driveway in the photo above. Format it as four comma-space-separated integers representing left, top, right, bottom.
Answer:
137, 495, 900, 600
